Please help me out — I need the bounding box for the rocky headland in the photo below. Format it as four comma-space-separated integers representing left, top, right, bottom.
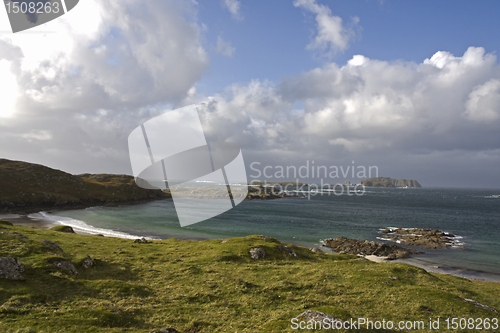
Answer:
380, 228, 462, 249
0, 159, 171, 214
360, 177, 421, 188
323, 236, 424, 259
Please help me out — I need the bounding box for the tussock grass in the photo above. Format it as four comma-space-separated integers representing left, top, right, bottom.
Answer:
0, 223, 498, 332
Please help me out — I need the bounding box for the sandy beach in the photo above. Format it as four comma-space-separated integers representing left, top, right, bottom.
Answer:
0, 213, 60, 229
0, 213, 99, 236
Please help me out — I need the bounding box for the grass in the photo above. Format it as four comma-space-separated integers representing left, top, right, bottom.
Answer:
0, 222, 498, 332
0, 159, 170, 213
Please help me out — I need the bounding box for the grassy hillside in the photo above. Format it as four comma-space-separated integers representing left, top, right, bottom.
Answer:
0, 222, 498, 332
0, 159, 170, 213
360, 177, 422, 188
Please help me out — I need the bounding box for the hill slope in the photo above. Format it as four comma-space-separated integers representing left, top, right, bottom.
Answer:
0, 159, 170, 213
360, 177, 422, 188
0, 223, 498, 332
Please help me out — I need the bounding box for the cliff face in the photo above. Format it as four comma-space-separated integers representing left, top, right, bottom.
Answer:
0, 159, 171, 213
360, 177, 421, 188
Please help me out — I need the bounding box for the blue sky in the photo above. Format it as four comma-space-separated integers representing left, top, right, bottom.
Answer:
198, 0, 500, 96
1, 0, 500, 188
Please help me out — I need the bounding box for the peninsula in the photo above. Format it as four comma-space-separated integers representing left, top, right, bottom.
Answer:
0, 159, 170, 214
360, 177, 422, 188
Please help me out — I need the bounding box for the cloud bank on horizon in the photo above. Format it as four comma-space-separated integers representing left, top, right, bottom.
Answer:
0, 0, 499, 188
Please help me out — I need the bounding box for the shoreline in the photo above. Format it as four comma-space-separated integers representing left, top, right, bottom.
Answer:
2, 213, 500, 283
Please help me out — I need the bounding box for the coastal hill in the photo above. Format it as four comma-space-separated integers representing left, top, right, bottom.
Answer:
0, 223, 498, 332
0, 159, 170, 213
360, 177, 422, 188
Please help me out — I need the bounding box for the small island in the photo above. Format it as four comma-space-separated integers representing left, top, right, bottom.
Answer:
360, 177, 421, 188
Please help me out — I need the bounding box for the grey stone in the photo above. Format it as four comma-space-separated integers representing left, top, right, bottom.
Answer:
53, 261, 78, 275
295, 310, 344, 326
150, 329, 179, 333
0, 232, 28, 240
0, 257, 25, 280
463, 298, 498, 313
41, 240, 63, 252
133, 237, 152, 243
310, 247, 323, 253
249, 247, 265, 260
81, 256, 95, 269
278, 245, 297, 257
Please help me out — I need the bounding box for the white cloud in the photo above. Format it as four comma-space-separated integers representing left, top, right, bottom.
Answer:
216, 36, 235, 57
222, 0, 242, 20
464, 79, 500, 122
0, 0, 208, 173
197, 47, 500, 162
0, 59, 19, 118
294, 0, 359, 56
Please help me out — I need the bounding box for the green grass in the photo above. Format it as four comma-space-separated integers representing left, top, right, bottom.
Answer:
0, 223, 498, 332
0, 158, 170, 213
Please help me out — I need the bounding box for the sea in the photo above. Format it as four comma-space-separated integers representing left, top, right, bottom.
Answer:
33, 187, 500, 281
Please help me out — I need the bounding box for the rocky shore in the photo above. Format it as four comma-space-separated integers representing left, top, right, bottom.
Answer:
322, 236, 424, 259
380, 228, 462, 249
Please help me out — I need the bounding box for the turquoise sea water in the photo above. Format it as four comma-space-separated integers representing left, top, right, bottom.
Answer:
41, 187, 500, 276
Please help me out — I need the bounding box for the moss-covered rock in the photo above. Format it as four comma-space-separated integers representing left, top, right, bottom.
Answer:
0, 220, 13, 226
50, 225, 75, 233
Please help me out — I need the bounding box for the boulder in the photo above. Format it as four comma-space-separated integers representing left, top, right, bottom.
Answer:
249, 247, 265, 260
81, 256, 95, 269
295, 310, 344, 326
0, 220, 14, 226
310, 247, 323, 253
41, 240, 63, 252
0, 232, 28, 240
50, 225, 75, 233
0, 257, 25, 280
53, 261, 79, 275
133, 237, 152, 244
278, 245, 297, 257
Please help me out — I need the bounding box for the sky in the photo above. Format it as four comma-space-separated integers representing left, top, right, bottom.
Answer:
1, 0, 500, 188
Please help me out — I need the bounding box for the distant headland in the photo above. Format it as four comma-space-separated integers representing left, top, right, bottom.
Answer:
360, 177, 422, 188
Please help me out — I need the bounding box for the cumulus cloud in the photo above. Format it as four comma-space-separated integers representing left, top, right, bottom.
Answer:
196, 47, 500, 185
464, 79, 500, 122
0, 0, 208, 173
222, 0, 242, 20
216, 36, 235, 57
294, 0, 359, 56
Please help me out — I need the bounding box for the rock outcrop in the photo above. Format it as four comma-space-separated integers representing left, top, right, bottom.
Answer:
0, 231, 28, 240
323, 237, 423, 259
41, 240, 63, 252
278, 245, 297, 257
0, 257, 25, 280
360, 177, 421, 188
149, 329, 179, 333
53, 261, 79, 275
50, 225, 75, 233
249, 247, 266, 260
81, 256, 95, 269
133, 237, 152, 244
295, 310, 344, 326
380, 228, 460, 249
